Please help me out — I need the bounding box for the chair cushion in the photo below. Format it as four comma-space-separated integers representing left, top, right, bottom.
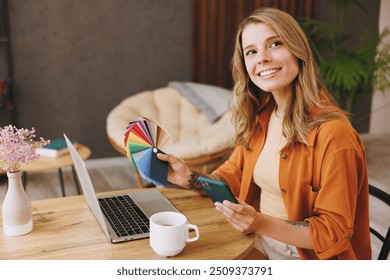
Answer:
168, 81, 232, 123
106, 87, 235, 159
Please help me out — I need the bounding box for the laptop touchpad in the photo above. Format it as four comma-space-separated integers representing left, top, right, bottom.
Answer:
138, 199, 179, 218
130, 190, 180, 218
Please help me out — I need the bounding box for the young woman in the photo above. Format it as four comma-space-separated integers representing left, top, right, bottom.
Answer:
158, 7, 371, 260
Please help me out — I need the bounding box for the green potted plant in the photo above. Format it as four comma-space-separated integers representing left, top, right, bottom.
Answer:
299, 0, 390, 116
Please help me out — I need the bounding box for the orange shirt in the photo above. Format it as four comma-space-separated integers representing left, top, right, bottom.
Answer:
213, 103, 371, 259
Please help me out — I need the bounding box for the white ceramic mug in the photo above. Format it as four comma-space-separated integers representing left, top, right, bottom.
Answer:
149, 211, 200, 257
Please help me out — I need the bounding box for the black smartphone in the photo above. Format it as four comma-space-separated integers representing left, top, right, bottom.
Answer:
198, 176, 238, 204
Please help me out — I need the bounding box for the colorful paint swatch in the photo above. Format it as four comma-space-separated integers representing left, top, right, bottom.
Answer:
124, 117, 172, 186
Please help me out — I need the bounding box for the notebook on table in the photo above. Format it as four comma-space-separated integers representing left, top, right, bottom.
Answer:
64, 134, 181, 243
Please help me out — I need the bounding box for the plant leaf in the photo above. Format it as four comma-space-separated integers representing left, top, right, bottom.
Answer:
320, 57, 367, 91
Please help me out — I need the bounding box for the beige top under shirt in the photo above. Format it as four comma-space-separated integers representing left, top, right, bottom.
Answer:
253, 108, 288, 220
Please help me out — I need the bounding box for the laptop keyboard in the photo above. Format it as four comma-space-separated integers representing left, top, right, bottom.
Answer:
98, 195, 150, 237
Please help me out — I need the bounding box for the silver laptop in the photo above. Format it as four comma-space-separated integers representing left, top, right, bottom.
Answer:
63, 134, 181, 243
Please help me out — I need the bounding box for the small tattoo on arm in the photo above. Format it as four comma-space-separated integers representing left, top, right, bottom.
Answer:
187, 170, 203, 191
285, 220, 310, 227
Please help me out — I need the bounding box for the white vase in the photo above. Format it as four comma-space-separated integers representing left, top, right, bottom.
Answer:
2, 171, 33, 236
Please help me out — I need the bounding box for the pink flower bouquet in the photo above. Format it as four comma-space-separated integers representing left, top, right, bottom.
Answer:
0, 125, 50, 173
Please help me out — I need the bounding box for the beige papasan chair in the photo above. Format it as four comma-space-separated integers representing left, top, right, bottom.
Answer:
106, 82, 235, 188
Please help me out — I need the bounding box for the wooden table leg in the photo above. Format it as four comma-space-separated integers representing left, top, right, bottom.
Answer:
22, 171, 27, 190
71, 165, 81, 195
58, 168, 66, 197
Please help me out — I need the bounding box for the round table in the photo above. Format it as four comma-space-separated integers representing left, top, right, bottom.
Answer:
20, 144, 91, 197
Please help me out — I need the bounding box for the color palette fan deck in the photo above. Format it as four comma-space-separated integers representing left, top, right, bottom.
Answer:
124, 117, 172, 186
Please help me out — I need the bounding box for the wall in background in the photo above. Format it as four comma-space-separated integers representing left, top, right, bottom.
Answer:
0, 111, 12, 125
6, 0, 192, 158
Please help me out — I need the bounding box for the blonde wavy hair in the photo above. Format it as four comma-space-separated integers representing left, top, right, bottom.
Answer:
231, 7, 346, 147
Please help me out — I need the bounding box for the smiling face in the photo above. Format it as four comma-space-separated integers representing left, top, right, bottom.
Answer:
242, 22, 299, 97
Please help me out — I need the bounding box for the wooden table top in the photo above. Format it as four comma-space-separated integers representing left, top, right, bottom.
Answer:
0, 188, 254, 260
19, 144, 91, 172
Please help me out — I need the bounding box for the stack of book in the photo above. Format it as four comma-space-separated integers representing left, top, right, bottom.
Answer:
36, 138, 77, 158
